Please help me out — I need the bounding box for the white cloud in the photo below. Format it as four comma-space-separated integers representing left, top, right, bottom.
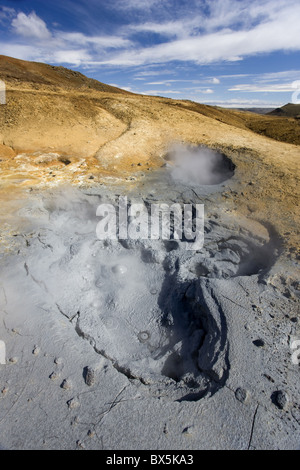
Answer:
100, 5, 300, 67
219, 74, 251, 79
257, 70, 300, 83
129, 21, 181, 38
96, 1, 300, 66
59, 32, 132, 49
142, 89, 182, 95
229, 83, 299, 92
2, 0, 300, 75
48, 49, 92, 66
110, 0, 162, 11
145, 79, 202, 85
133, 69, 177, 78
12, 12, 51, 40
0, 43, 40, 61
0, 6, 15, 24
211, 77, 220, 84
120, 86, 133, 91
5, 11, 132, 66
146, 81, 172, 86
201, 98, 283, 108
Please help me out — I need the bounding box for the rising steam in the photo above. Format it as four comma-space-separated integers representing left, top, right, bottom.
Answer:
166, 144, 235, 186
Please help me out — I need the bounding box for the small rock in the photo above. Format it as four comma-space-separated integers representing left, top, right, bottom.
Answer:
67, 398, 80, 409
61, 378, 72, 390
76, 440, 85, 449
274, 390, 289, 410
182, 426, 194, 436
54, 357, 63, 365
49, 371, 59, 380
1, 387, 8, 396
32, 346, 40, 356
235, 387, 250, 403
9, 357, 18, 364
87, 429, 95, 438
253, 339, 265, 347
71, 416, 79, 426
84, 366, 95, 386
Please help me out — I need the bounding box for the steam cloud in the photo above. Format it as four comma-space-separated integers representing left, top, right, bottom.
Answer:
167, 144, 235, 186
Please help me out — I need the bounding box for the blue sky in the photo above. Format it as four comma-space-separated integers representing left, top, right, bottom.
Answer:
0, 0, 300, 107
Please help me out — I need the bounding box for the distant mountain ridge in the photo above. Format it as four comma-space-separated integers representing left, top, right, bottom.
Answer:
235, 108, 275, 115
268, 103, 300, 117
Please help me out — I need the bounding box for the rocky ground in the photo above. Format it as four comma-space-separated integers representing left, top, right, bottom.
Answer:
0, 56, 299, 450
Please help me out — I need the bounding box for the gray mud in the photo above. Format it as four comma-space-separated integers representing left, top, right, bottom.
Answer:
0, 152, 299, 450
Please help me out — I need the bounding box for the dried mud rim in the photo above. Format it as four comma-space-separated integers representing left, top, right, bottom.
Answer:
164, 145, 236, 185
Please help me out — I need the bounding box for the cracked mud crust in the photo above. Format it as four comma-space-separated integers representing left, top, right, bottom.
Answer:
0, 169, 299, 449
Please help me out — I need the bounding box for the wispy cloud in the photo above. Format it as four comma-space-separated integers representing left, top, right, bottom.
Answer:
201, 89, 214, 94
59, 32, 133, 49
128, 20, 188, 39
0, 1, 299, 107
201, 98, 283, 108
98, 2, 300, 66
146, 79, 202, 85
0, 6, 15, 24
133, 69, 178, 78
229, 83, 299, 93
1, 1, 300, 68
228, 70, 300, 94
0, 43, 39, 62
257, 70, 300, 83
1, 9, 132, 66
142, 89, 182, 96
111, 0, 162, 11
12, 11, 51, 40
